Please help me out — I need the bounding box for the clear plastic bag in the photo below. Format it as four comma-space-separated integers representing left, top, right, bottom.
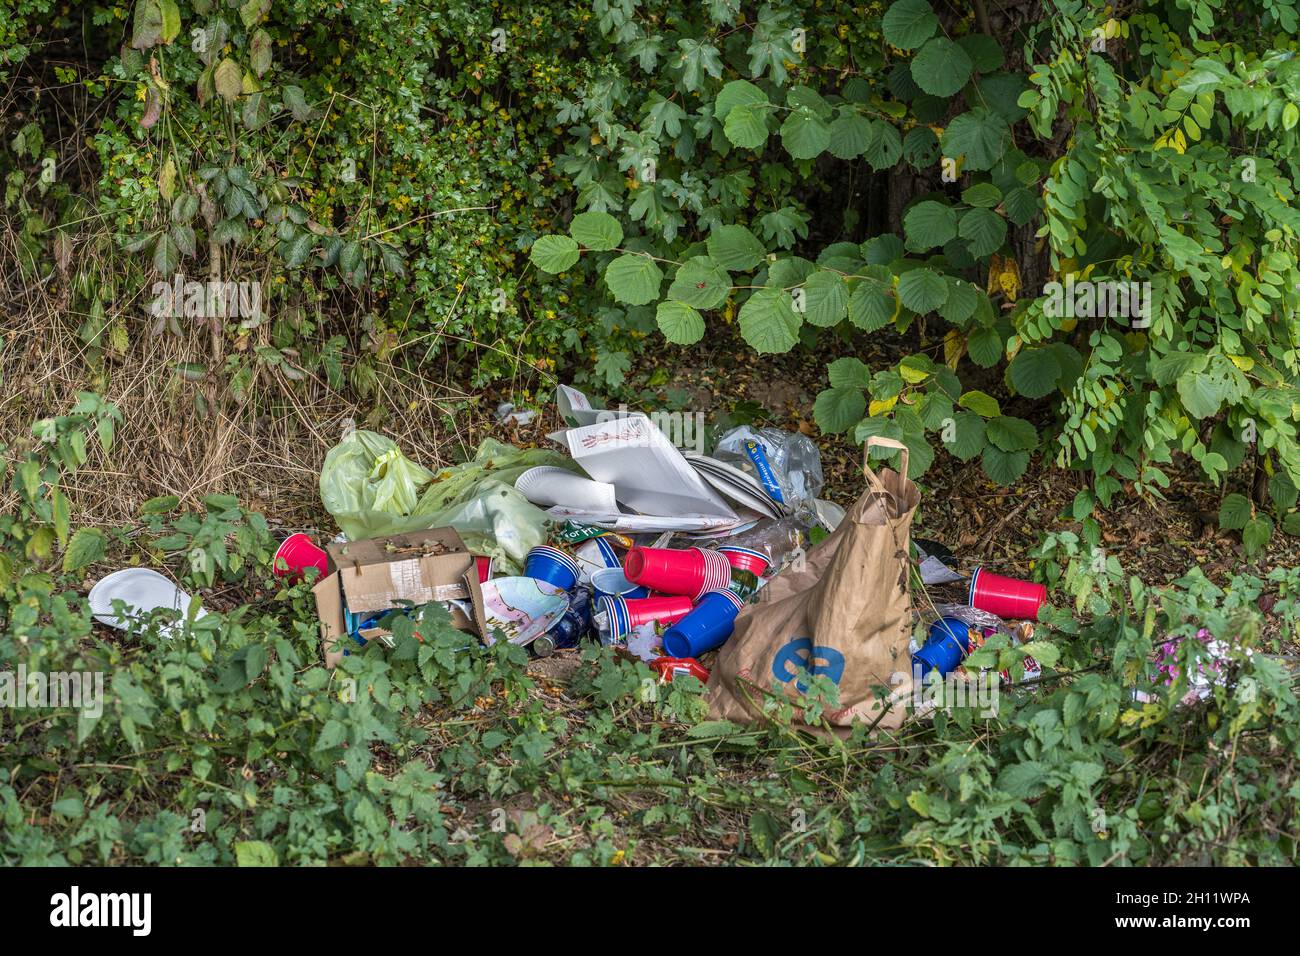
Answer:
417, 479, 549, 574
713, 425, 824, 509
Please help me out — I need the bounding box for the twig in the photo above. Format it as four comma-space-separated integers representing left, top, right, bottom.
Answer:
977, 497, 1033, 554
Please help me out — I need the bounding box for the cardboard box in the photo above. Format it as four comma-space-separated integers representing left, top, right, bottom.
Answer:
311, 528, 488, 668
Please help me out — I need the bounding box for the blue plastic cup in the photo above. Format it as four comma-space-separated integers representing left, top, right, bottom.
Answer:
595, 594, 631, 642
661, 589, 746, 659
913, 617, 972, 678
591, 567, 650, 600
524, 546, 581, 590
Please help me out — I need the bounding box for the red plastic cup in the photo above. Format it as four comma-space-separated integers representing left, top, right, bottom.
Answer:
624, 595, 695, 627
598, 593, 695, 638
718, 546, 771, 576
969, 567, 1046, 620
272, 532, 329, 583
624, 546, 732, 599
475, 556, 494, 583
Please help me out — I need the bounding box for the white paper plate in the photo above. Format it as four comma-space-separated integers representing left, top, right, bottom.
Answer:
88, 568, 207, 636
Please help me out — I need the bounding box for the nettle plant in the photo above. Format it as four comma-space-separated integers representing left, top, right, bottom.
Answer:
531, 0, 1300, 548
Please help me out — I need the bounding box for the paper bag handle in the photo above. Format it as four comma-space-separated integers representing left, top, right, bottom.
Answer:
863, 435, 909, 488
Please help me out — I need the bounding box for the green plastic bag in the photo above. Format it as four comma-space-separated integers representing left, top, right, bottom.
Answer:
319, 430, 438, 540
410, 438, 580, 572
320, 432, 579, 571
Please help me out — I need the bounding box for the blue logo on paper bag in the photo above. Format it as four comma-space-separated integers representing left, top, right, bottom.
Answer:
772, 637, 845, 693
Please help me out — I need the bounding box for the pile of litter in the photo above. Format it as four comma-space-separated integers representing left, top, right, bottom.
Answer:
307, 386, 831, 678
82, 384, 1237, 720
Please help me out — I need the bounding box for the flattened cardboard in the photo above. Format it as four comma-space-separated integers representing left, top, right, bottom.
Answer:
326, 528, 471, 613
312, 527, 488, 669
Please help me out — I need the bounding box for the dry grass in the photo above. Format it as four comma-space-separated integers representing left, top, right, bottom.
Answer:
0, 209, 551, 537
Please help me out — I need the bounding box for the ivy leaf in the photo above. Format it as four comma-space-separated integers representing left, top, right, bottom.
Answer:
958, 207, 1007, 257
780, 107, 831, 160
897, 269, 949, 314
982, 444, 1030, 486
986, 415, 1038, 452
814, 386, 866, 434
656, 301, 705, 345
604, 253, 664, 305
667, 257, 730, 309
1008, 347, 1062, 398
801, 270, 848, 327
1218, 493, 1252, 531
903, 200, 957, 251
529, 235, 580, 274
569, 211, 623, 251
595, 350, 632, 387
941, 108, 1011, 171
63, 527, 107, 573
707, 224, 766, 272
912, 37, 972, 97
848, 279, 895, 331
882, 0, 939, 50
738, 287, 801, 353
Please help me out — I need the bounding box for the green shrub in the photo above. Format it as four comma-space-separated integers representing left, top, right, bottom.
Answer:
5, 1, 607, 395
532, 0, 1300, 550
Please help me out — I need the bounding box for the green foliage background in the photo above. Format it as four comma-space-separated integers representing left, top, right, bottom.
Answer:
530, 0, 1300, 554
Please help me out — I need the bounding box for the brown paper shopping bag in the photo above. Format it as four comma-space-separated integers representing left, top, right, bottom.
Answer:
705, 435, 921, 734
